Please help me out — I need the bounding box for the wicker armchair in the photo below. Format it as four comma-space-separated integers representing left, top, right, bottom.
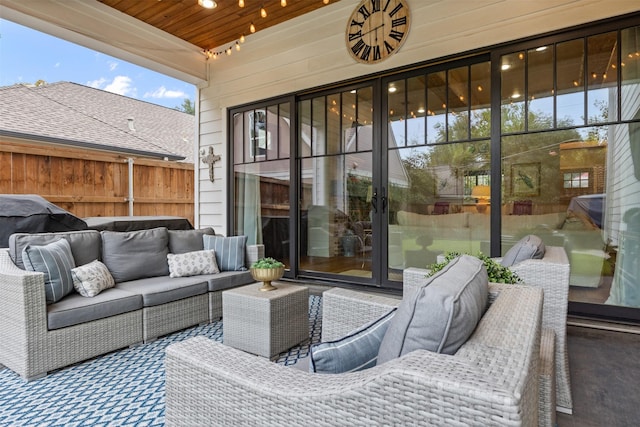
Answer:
165, 283, 543, 426
404, 245, 572, 417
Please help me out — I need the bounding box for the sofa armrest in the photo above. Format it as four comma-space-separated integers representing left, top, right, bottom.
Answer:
0, 249, 49, 375
321, 288, 400, 341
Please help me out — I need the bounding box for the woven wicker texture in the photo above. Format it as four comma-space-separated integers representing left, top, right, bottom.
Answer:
223, 283, 309, 358
404, 246, 572, 413
143, 294, 209, 342
166, 283, 543, 426
0, 249, 143, 380
321, 287, 400, 342
539, 328, 557, 427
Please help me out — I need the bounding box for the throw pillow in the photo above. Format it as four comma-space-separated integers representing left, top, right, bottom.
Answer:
71, 260, 115, 297
168, 228, 215, 254
22, 239, 76, 304
501, 234, 546, 267
203, 235, 248, 271
377, 254, 488, 364
101, 227, 170, 283
167, 249, 220, 278
310, 308, 396, 374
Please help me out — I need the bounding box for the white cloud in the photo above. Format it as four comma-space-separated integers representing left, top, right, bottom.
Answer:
104, 75, 136, 97
108, 61, 118, 71
87, 77, 107, 88
144, 86, 187, 99
85, 76, 137, 98
54, 62, 60, 68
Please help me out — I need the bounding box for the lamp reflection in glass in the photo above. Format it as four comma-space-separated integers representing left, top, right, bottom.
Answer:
471, 185, 491, 213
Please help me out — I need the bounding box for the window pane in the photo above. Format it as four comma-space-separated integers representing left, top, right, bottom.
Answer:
312, 97, 326, 156
528, 45, 554, 130
501, 52, 526, 133
298, 99, 312, 157
587, 31, 618, 125
342, 90, 357, 153
233, 112, 244, 164
278, 102, 291, 158
448, 66, 469, 141
357, 87, 373, 151
621, 25, 640, 121
388, 79, 406, 147
557, 39, 585, 127
427, 71, 446, 143
327, 94, 341, 155
407, 76, 426, 145
470, 61, 491, 138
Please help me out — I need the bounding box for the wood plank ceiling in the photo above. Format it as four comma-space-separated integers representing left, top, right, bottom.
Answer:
99, 0, 338, 51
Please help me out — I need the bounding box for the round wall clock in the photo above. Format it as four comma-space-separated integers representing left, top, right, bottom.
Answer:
346, 0, 411, 64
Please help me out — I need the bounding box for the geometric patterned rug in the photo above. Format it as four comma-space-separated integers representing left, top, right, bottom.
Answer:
0, 295, 322, 426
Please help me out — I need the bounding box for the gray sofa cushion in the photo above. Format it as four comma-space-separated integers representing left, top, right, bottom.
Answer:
22, 239, 76, 304
47, 288, 142, 330
101, 227, 170, 283
310, 308, 396, 374
206, 270, 254, 292
9, 230, 101, 269
116, 276, 208, 307
378, 255, 488, 364
168, 228, 215, 254
501, 234, 546, 267
203, 235, 248, 271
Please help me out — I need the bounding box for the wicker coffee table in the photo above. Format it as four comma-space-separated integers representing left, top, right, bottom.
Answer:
222, 282, 309, 359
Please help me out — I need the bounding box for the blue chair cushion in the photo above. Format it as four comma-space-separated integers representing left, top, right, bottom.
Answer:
310, 308, 396, 374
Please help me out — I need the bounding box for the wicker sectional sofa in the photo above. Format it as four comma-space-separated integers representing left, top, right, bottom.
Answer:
0, 227, 263, 381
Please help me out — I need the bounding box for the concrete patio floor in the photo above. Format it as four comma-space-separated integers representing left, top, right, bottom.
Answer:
557, 322, 640, 427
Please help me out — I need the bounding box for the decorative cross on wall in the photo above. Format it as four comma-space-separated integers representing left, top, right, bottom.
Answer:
201, 147, 221, 182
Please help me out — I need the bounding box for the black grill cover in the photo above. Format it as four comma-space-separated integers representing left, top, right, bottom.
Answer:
0, 194, 87, 248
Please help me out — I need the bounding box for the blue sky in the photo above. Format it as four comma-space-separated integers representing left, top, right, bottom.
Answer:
0, 19, 195, 110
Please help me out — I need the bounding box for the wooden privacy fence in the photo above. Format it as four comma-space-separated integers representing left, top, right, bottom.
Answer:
0, 140, 195, 226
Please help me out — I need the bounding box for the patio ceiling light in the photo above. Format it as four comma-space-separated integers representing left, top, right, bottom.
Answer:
198, 0, 217, 9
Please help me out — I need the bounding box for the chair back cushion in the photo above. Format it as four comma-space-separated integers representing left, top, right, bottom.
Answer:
10, 230, 101, 270
101, 227, 169, 283
377, 254, 488, 364
501, 234, 546, 267
168, 228, 215, 254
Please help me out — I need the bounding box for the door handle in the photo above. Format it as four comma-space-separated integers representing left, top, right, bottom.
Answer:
371, 188, 378, 213
381, 187, 387, 213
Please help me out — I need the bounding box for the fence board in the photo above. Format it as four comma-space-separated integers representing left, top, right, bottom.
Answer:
1, 140, 195, 226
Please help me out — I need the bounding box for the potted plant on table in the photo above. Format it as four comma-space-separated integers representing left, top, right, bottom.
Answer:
250, 257, 285, 292
427, 251, 522, 284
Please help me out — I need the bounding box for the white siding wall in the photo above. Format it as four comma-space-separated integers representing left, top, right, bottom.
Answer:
197, 0, 639, 233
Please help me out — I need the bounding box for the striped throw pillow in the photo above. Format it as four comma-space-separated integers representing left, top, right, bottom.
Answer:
203, 235, 247, 271
22, 238, 76, 304
310, 308, 397, 374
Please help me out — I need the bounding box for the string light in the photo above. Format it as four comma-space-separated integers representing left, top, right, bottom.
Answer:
202, 0, 335, 62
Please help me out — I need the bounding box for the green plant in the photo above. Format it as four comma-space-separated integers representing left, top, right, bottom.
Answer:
426, 251, 522, 284
250, 257, 285, 269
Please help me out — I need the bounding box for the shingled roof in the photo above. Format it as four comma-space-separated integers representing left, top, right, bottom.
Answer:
0, 82, 194, 162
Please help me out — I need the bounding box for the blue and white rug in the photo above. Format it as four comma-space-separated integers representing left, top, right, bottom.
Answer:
0, 295, 322, 426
